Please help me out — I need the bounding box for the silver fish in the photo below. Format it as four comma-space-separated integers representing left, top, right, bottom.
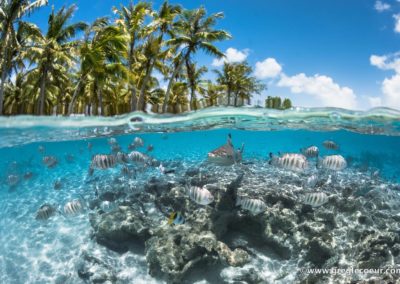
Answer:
270, 153, 308, 172
147, 144, 154, 152
147, 157, 160, 167
100, 201, 116, 213
303, 192, 329, 207
121, 165, 135, 177
111, 144, 122, 153
91, 154, 117, 169
108, 138, 117, 145
158, 164, 165, 174
63, 199, 84, 215
128, 151, 149, 164
42, 156, 58, 168
187, 186, 214, 205
23, 172, 33, 180
121, 165, 129, 176
134, 137, 144, 147
236, 196, 267, 215
128, 137, 144, 150
116, 152, 128, 164
7, 174, 19, 186
319, 155, 347, 171
301, 146, 319, 158
323, 140, 339, 150
36, 204, 56, 220
305, 174, 318, 188
54, 179, 62, 190
38, 145, 45, 154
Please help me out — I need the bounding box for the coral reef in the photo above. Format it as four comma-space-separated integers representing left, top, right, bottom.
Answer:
87, 161, 400, 283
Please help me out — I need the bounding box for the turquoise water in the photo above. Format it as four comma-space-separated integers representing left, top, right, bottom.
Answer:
1, 107, 400, 283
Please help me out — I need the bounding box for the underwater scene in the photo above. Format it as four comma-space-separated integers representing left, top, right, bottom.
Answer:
1, 107, 400, 284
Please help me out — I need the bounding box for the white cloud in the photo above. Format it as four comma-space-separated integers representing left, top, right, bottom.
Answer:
254, 58, 282, 79
277, 73, 357, 109
394, 14, 400, 33
369, 55, 387, 69
374, 1, 390, 12
212, 47, 249, 67
370, 53, 400, 72
382, 74, 400, 107
370, 55, 388, 69
370, 52, 400, 109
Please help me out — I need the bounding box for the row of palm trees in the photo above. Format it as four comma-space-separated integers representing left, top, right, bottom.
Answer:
0, 0, 266, 116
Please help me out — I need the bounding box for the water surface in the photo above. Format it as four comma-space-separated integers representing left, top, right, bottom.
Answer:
1, 107, 400, 283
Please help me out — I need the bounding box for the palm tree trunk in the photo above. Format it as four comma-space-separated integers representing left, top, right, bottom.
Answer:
162, 50, 189, 113
128, 39, 138, 112
190, 86, 196, 111
0, 37, 10, 116
130, 87, 137, 112
68, 79, 82, 115
234, 92, 238, 107
55, 93, 61, 116
138, 60, 154, 111
227, 88, 231, 106
18, 101, 24, 114
38, 67, 48, 115
0, 67, 7, 115
185, 59, 196, 111
64, 101, 69, 115
97, 87, 103, 116
93, 101, 98, 115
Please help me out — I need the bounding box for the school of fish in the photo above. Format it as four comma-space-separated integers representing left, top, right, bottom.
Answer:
3, 134, 348, 223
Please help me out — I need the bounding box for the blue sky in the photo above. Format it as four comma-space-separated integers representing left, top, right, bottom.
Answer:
27, 0, 400, 109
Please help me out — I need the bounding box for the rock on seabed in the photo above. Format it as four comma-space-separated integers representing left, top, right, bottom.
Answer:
88, 161, 400, 283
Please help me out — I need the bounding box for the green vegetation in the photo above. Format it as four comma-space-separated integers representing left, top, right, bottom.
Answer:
265, 96, 292, 110
215, 62, 266, 107
0, 0, 268, 116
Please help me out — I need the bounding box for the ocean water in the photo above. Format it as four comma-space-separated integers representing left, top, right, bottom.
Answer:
1, 107, 400, 283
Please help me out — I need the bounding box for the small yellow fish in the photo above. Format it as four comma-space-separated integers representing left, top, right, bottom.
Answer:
168, 212, 185, 225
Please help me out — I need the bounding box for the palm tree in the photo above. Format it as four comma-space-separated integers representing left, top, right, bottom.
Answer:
113, 1, 152, 112
231, 62, 265, 106
0, 0, 48, 115
168, 81, 188, 113
88, 26, 127, 115
67, 18, 126, 115
282, 98, 292, 109
67, 17, 107, 115
26, 5, 86, 115
215, 61, 266, 106
137, 35, 162, 111
215, 62, 234, 105
152, 1, 182, 38
136, 1, 181, 111
200, 80, 224, 106
162, 7, 231, 113
3, 72, 24, 114
0, 1, 239, 116
185, 61, 207, 110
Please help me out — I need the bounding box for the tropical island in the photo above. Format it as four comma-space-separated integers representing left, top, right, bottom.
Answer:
0, 0, 292, 116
